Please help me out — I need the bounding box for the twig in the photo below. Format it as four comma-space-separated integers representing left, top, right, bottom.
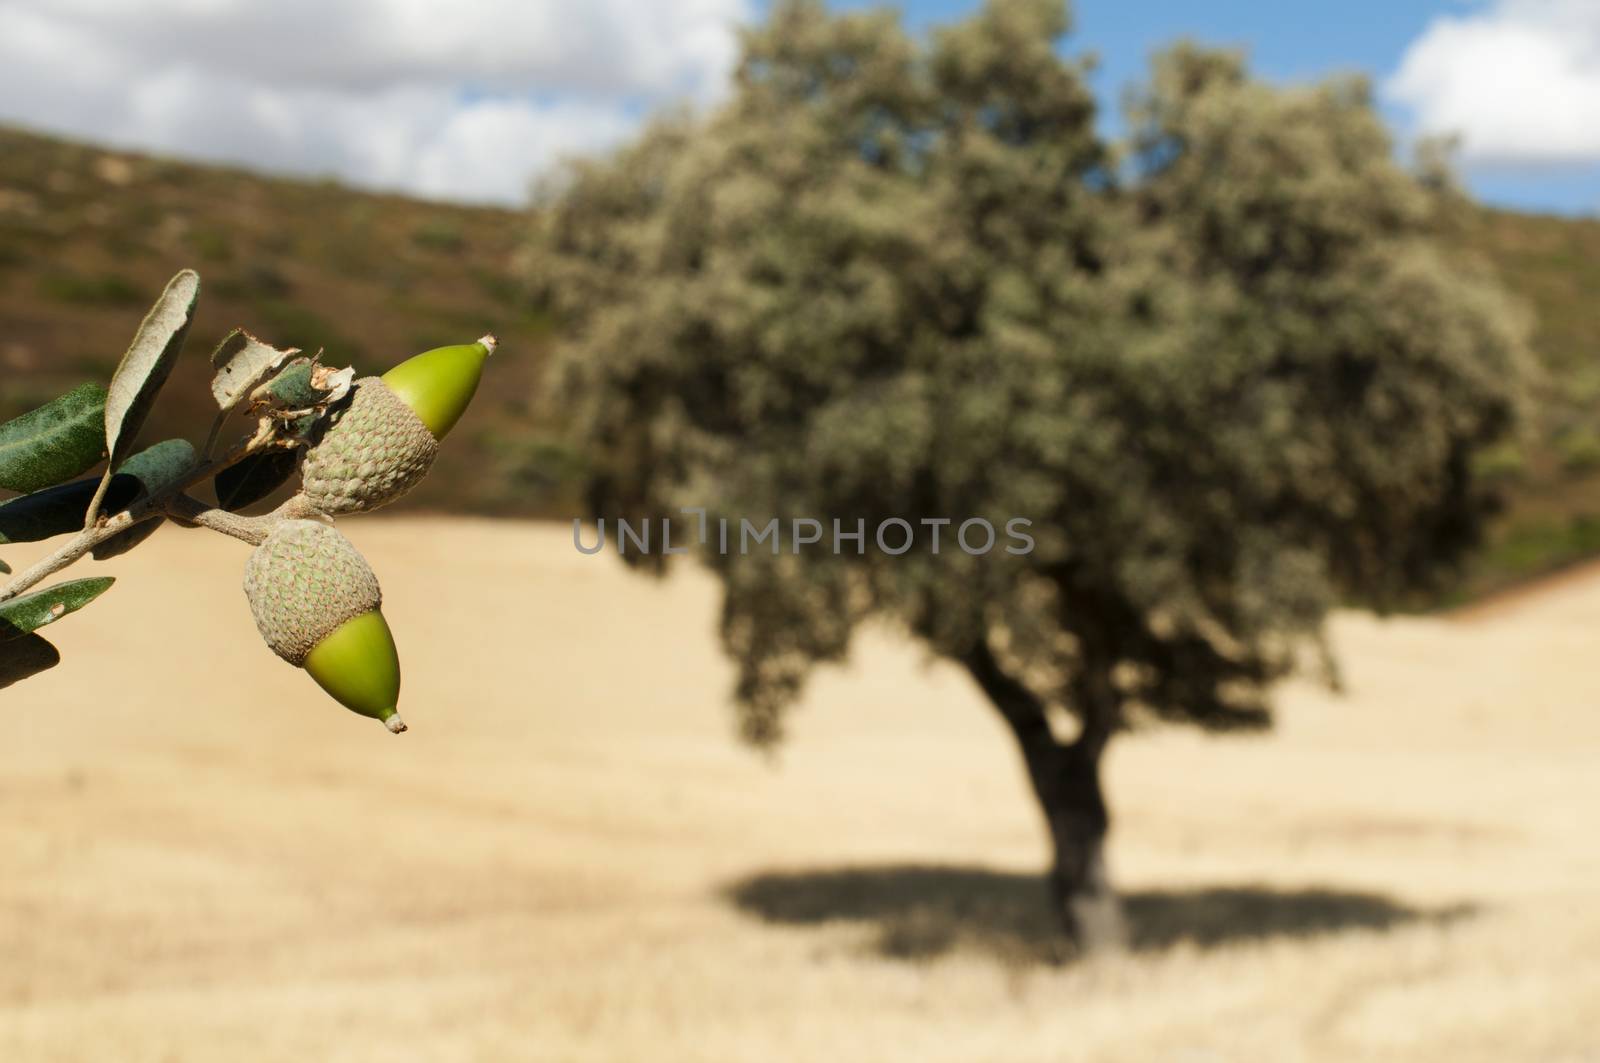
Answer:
0, 432, 294, 603
165, 493, 316, 546
0, 512, 155, 602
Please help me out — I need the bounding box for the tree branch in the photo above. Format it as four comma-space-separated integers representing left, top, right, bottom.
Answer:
1069, 665, 1119, 761
0, 431, 300, 602
0, 510, 157, 602
962, 637, 1057, 751
164, 492, 315, 546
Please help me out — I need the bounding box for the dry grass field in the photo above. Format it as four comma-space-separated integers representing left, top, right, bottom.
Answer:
3, 518, 1599, 1061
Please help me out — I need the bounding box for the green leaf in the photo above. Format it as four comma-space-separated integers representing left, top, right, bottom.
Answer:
104, 269, 200, 467
0, 432, 191, 547
117, 438, 198, 494
210, 329, 296, 412
90, 439, 198, 560
0, 576, 114, 640
253, 358, 318, 408
0, 382, 109, 493
0, 634, 60, 690
0, 474, 142, 545
0, 558, 9, 574
215, 448, 301, 512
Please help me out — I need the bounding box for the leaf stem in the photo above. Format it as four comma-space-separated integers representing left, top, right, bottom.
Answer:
82, 469, 113, 529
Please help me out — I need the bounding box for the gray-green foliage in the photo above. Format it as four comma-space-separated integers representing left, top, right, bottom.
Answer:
0, 634, 57, 690
531, 0, 1531, 746
0, 577, 115, 640
0, 439, 191, 546
0, 269, 369, 690
0, 383, 109, 494
90, 439, 201, 560
103, 269, 200, 469
209, 329, 295, 413
215, 450, 303, 512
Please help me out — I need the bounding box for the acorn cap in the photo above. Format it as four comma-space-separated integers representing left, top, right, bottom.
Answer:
244, 519, 381, 667
301, 377, 439, 515
381, 335, 494, 441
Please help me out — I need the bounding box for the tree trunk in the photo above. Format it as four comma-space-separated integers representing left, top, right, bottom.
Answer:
1037, 741, 1125, 951
964, 642, 1127, 952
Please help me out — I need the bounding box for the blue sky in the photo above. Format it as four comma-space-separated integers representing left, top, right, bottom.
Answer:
1, 0, 1595, 212
824, 0, 1600, 215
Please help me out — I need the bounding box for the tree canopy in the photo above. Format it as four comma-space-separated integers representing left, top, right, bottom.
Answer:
528, 0, 1530, 941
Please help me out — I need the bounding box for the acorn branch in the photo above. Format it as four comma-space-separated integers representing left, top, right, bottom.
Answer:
164, 493, 316, 546
0, 510, 159, 602
0, 430, 300, 603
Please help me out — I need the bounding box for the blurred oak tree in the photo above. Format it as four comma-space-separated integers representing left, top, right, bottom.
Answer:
528, 0, 1530, 947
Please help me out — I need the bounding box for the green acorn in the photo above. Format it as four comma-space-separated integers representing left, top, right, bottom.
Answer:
382, 335, 494, 439
300, 335, 494, 515
243, 519, 405, 733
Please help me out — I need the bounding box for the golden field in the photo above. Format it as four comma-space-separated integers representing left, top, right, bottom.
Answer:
3, 518, 1599, 1061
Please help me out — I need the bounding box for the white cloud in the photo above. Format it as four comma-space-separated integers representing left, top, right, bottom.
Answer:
1387, 0, 1600, 165
0, 0, 751, 204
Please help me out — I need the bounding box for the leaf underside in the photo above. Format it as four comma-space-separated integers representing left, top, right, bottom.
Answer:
0, 436, 193, 547
0, 576, 115, 640
90, 517, 165, 560
117, 438, 198, 494
104, 269, 200, 467
215, 448, 301, 512
0, 633, 60, 690
0, 382, 109, 494
210, 329, 296, 413
90, 439, 199, 560
0, 474, 143, 545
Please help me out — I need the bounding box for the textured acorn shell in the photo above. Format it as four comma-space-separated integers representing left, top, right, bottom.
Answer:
301, 377, 438, 515
244, 519, 382, 667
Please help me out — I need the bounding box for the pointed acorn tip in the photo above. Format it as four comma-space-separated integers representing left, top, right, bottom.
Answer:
478, 334, 498, 356
385, 713, 408, 734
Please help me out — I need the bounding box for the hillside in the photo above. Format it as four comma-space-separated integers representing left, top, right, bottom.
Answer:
1452, 208, 1600, 598
0, 125, 561, 516
1, 124, 1597, 594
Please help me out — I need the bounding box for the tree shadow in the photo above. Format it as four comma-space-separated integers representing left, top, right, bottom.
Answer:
724, 864, 1475, 965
